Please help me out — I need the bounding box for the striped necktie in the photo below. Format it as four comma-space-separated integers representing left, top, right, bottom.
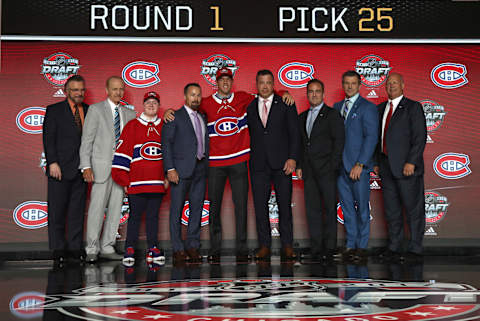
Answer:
114, 105, 121, 146
342, 99, 350, 119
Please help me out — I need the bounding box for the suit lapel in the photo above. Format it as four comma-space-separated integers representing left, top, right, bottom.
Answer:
311, 106, 327, 134
101, 100, 115, 143
345, 98, 360, 125
62, 101, 80, 136
388, 96, 406, 127
180, 106, 196, 137
265, 96, 279, 128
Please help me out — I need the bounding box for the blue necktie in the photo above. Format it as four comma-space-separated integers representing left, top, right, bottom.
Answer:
114, 105, 121, 146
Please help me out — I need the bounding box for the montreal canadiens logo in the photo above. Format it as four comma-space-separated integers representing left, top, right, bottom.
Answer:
40, 52, 80, 86
433, 153, 471, 179
278, 62, 315, 88
122, 61, 160, 88
36, 278, 480, 320
201, 54, 238, 86
16, 107, 46, 134
181, 200, 210, 226
421, 99, 447, 133
13, 201, 48, 229
355, 54, 392, 87
425, 191, 449, 224
431, 63, 468, 89
9, 291, 45, 318
337, 202, 372, 224
214, 117, 239, 136
140, 142, 162, 161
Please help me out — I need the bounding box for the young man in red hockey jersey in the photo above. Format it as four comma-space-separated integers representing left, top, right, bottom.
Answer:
164, 68, 294, 263
112, 91, 168, 266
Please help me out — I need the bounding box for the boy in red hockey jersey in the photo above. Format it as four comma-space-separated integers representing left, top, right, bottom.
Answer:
112, 91, 168, 266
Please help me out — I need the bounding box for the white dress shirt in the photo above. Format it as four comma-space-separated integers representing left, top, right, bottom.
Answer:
381, 95, 403, 150
107, 98, 124, 131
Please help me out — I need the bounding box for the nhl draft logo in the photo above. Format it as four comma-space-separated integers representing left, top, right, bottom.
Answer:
433, 153, 471, 179
16, 107, 46, 134
201, 54, 238, 86
431, 63, 468, 89
36, 278, 480, 320
268, 190, 280, 236
278, 62, 315, 88
120, 196, 130, 225
9, 291, 45, 319
369, 171, 381, 190
122, 61, 160, 88
425, 191, 449, 224
337, 202, 372, 224
139, 142, 162, 161
181, 200, 210, 226
39, 152, 47, 173
421, 99, 447, 144
355, 54, 392, 87
41, 52, 80, 86
13, 201, 48, 229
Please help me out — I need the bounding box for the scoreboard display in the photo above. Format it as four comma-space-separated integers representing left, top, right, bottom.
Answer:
1, 0, 479, 249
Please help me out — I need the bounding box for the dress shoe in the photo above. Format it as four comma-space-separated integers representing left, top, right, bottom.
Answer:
85, 253, 98, 263
353, 248, 368, 261
236, 251, 251, 263
342, 248, 356, 260
207, 254, 220, 263
404, 251, 423, 263
68, 250, 85, 262
254, 246, 271, 261
186, 248, 202, 263
378, 249, 402, 260
99, 252, 123, 260
173, 251, 187, 263
281, 246, 297, 262
53, 250, 66, 264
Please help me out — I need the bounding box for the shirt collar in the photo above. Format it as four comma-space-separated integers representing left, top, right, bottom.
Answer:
389, 95, 404, 108
138, 112, 161, 126
260, 94, 274, 103
310, 102, 324, 112
184, 105, 199, 115
345, 93, 360, 105
107, 98, 119, 110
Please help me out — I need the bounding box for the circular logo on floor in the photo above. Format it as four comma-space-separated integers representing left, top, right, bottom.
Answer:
36, 278, 480, 320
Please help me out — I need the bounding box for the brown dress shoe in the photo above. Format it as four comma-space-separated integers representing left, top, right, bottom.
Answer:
254, 246, 271, 261
186, 248, 202, 263
173, 250, 187, 263
281, 246, 297, 261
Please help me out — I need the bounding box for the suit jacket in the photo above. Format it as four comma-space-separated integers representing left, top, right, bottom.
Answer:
333, 95, 378, 172
161, 106, 210, 178
247, 94, 300, 171
376, 96, 427, 178
43, 100, 89, 180
298, 104, 345, 178
79, 100, 136, 183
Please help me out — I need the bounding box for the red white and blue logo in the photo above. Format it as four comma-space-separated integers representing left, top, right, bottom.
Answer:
214, 117, 239, 136
433, 153, 471, 179
13, 201, 48, 229
9, 291, 45, 318
182, 200, 210, 226
122, 61, 160, 88
337, 202, 372, 224
201, 54, 238, 86
16, 107, 46, 134
431, 63, 468, 89
140, 142, 162, 161
278, 62, 315, 88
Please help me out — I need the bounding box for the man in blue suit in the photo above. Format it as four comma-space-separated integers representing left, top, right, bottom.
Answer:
333, 70, 378, 261
162, 83, 209, 264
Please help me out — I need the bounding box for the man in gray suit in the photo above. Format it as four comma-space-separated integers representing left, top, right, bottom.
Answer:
80, 76, 136, 262
162, 83, 209, 264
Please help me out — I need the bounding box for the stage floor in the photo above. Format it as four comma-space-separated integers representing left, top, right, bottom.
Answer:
3, 255, 480, 321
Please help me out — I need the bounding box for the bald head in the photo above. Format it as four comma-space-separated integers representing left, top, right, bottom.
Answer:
385, 73, 405, 100
105, 76, 125, 104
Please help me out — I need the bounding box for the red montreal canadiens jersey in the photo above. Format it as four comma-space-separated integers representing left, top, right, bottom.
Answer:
201, 91, 254, 167
112, 116, 166, 194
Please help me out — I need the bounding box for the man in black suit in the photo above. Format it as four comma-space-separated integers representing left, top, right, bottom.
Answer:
374, 73, 427, 260
296, 79, 345, 261
247, 69, 300, 261
42, 75, 88, 264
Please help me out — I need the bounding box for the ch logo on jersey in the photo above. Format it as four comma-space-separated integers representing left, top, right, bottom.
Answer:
200, 54, 238, 86
181, 200, 210, 226
13, 201, 48, 229
122, 61, 160, 88
431, 63, 468, 89
214, 117, 240, 136
16, 107, 46, 134
425, 191, 449, 224
139, 142, 162, 161
278, 62, 315, 88
41, 52, 80, 86
337, 202, 372, 224
355, 54, 391, 87
9, 291, 45, 318
433, 153, 471, 179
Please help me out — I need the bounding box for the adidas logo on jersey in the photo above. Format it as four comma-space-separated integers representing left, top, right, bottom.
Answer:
367, 89, 378, 98
53, 89, 66, 98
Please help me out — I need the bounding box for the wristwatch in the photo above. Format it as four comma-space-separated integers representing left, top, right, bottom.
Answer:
355, 162, 364, 168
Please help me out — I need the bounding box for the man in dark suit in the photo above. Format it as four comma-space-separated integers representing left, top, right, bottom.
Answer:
296, 79, 345, 261
374, 73, 427, 260
247, 69, 300, 261
162, 83, 209, 264
333, 70, 378, 261
42, 75, 88, 264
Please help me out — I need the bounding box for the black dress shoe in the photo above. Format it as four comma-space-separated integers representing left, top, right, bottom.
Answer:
404, 251, 423, 262
342, 248, 356, 260
68, 250, 85, 262
378, 249, 402, 260
53, 250, 66, 263
236, 252, 251, 263
207, 254, 220, 263
353, 248, 368, 261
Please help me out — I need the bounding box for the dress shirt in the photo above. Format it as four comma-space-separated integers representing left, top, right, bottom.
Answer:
342, 92, 359, 120
257, 94, 274, 121
381, 95, 403, 150
306, 102, 324, 134
185, 105, 206, 156
67, 98, 85, 126
107, 98, 124, 131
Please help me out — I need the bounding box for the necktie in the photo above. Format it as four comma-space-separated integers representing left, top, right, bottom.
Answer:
342, 99, 350, 119
382, 101, 394, 154
193, 112, 204, 160
262, 99, 268, 127
306, 108, 316, 138
74, 105, 82, 132
114, 105, 121, 146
